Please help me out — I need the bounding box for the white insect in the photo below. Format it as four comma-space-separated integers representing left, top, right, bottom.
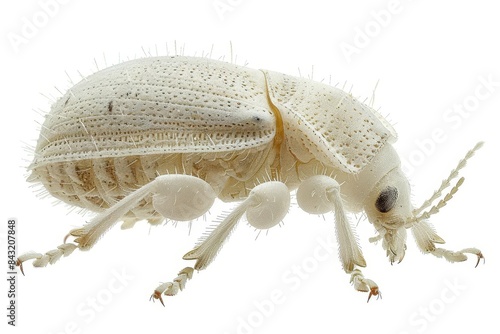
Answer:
17, 55, 484, 305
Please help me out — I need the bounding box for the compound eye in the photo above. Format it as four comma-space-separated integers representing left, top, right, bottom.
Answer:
375, 186, 398, 213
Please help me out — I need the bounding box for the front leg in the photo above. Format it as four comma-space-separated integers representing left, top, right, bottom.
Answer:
297, 175, 379, 301
411, 220, 484, 267
350, 268, 381, 302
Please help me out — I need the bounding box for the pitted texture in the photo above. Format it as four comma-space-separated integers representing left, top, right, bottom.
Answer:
263, 70, 396, 174
32, 56, 275, 168
30, 57, 278, 218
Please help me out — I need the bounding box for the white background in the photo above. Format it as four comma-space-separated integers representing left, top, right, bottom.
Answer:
2, 1, 499, 334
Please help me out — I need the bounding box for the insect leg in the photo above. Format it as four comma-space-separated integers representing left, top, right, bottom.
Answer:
297, 175, 379, 301
150, 181, 290, 306
16, 182, 154, 273
350, 269, 381, 302
150, 267, 194, 306
327, 181, 382, 300
17, 175, 217, 273
149, 196, 246, 305
16, 244, 77, 275
411, 220, 484, 267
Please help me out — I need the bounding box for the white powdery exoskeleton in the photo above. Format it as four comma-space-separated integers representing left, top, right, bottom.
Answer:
18, 55, 484, 305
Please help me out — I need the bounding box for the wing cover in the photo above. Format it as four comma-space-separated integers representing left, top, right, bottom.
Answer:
32, 57, 275, 169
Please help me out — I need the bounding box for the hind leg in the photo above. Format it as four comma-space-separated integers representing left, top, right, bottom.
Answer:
17, 175, 217, 272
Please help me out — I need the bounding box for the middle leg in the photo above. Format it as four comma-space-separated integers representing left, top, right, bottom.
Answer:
150, 181, 291, 305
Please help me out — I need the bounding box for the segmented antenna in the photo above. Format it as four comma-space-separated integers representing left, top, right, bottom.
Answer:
411, 142, 483, 223
413, 176, 464, 222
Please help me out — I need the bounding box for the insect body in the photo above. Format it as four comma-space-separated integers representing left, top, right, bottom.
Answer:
18, 56, 484, 304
